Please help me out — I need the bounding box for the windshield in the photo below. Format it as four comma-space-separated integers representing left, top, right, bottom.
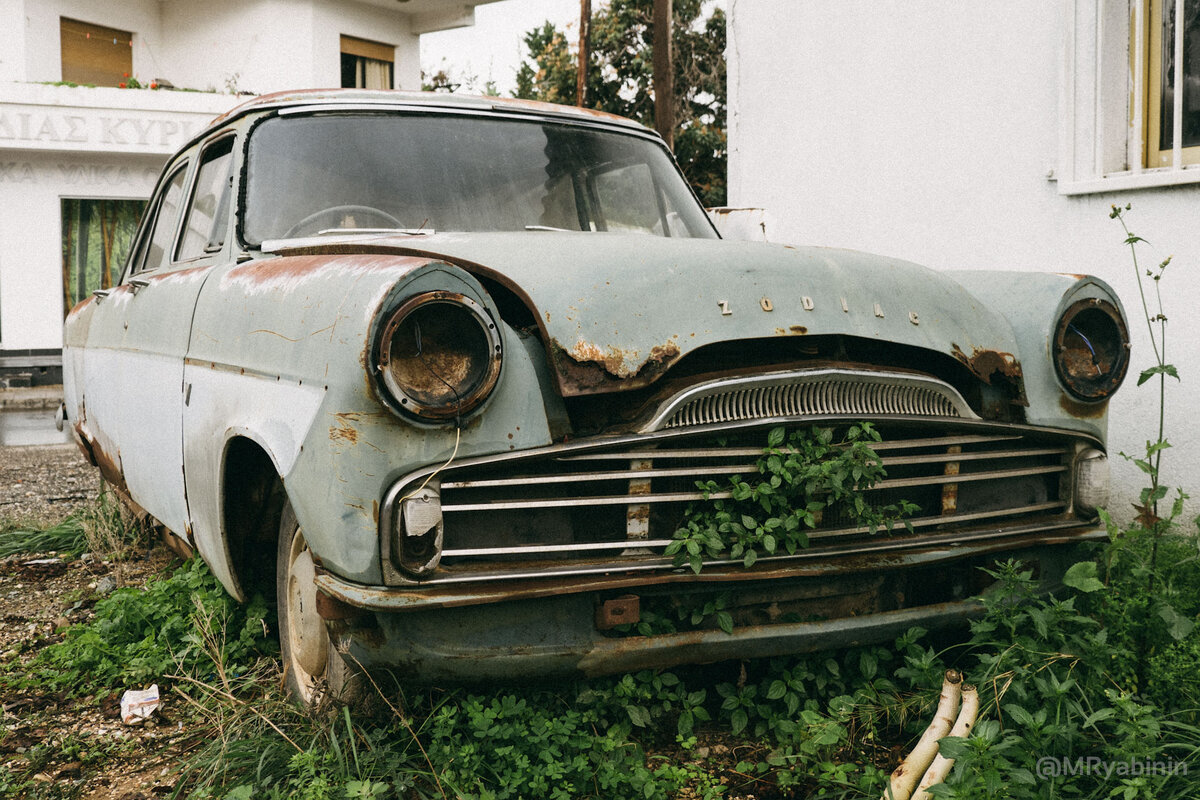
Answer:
242, 113, 717, 244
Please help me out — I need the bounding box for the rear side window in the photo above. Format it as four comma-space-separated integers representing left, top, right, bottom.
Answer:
176, 136, 235, 261
134, 165, 189, 274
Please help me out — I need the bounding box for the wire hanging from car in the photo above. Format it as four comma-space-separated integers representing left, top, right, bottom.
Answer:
398, 320, 463, 504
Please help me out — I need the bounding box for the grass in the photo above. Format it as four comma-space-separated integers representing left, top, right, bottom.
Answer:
0, 515, 88, 558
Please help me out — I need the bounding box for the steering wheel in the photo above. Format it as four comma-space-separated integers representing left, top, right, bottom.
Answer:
283, 205, 402, 238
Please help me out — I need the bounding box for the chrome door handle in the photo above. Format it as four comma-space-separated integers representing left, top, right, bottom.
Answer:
129, 278, 151, 294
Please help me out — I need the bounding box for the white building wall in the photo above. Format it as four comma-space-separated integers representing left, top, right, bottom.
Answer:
19, 0, 162, 84
727, 0, 1200, 520
0, 84, 240, 351
159, 0, 318, 94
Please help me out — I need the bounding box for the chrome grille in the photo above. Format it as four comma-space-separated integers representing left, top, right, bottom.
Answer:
421, 426, 1076, 572
644, 369, 978, 431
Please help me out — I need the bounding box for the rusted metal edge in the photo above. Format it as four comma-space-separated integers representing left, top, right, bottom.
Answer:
322, 525, 1106, 612
576, 597, 987, 676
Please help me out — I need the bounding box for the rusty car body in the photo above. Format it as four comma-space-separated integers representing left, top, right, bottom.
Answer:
61, 90, 1129, 700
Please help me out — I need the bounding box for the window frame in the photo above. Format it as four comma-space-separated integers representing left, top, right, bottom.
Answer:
1145, 0, 1200, 168
175, 133, 238, 264
340, 35, 395, 90
60, 17, 134, 88
1058, 0, 1200, 194
124, 160, 191, 280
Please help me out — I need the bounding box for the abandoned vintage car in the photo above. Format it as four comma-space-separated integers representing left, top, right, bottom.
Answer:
61, 90, 1129, 700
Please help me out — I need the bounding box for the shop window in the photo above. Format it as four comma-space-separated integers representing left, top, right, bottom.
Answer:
60, 18, 133, 87
340, 35, 394, 89
61, 199, 147, 316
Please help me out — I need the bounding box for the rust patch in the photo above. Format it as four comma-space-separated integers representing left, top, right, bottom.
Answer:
775, 325, 808, 335
330, 417, 358, 445
227, 253, 429, 286
142, 265, 210, 283
551, 338, 682, 394
77, 427, 128, 496
65, 294, 95, 320
950, 344, 1023, 383
596, 595, 641, 630
1059, 394, 1109, 419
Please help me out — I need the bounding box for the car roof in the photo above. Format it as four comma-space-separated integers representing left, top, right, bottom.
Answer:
208, 88, 651, 134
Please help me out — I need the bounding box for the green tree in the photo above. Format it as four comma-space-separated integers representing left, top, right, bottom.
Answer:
515, 0, 727, 206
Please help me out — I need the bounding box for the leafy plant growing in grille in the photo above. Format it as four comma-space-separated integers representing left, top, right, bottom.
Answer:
666, 423, 919, 575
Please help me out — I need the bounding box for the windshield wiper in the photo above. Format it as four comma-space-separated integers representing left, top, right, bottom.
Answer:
524, 224, 576, 232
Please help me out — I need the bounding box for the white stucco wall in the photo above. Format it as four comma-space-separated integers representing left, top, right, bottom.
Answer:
0, 85, 239, 351
727, 0, 1200, 520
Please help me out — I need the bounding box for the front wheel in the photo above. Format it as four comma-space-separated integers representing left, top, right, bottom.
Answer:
276, 500, 359, 706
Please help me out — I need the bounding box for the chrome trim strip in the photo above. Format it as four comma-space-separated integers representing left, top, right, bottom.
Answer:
555, 435, 1024, 461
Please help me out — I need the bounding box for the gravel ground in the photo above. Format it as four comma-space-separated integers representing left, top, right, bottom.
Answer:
0, 443, 100, 526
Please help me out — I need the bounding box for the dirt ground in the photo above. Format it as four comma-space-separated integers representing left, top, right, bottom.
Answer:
1, 442, 184, 799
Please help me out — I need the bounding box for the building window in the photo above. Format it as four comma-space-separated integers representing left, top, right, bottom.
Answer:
1146, 0, 1200, 167
1060, 0, 1200, 193
340, 35, 394, 89
60, 18, 133, 87
61, 199, 146, 316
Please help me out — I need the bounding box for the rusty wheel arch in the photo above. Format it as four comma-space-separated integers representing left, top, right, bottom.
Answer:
221, 437, 287, 601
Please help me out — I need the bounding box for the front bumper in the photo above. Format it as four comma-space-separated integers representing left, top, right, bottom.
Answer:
316, 527, 1102, 681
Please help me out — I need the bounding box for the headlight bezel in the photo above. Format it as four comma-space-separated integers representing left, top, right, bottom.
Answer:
1051, 296, 1130, 403
375, 290, 503, 422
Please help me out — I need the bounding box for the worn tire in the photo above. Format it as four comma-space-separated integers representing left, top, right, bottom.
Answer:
276, 499, 361, 706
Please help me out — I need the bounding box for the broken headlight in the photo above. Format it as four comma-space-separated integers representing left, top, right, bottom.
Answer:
376, 291, 502, 421
1052, 297, 1130, 402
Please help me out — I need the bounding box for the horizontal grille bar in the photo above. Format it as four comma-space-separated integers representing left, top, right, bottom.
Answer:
424, 516, 1096, 586
440, 501, 1069, 557
441, 464, 1066, 512
442, 446, 1071, 491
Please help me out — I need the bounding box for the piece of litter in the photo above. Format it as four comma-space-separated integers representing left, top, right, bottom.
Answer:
120, 684, 160, 725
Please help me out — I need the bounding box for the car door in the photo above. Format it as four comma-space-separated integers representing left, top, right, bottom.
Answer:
96, 133, 236, 540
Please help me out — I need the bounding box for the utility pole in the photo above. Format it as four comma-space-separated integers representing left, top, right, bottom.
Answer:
577, 0, 591, 107
652, 0, 673, 148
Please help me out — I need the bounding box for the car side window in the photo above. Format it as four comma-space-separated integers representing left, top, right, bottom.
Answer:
176, 136, 235, 261
133, 165, 189, 274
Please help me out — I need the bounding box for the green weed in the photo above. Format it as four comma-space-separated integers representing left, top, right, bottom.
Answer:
8, 558, 272, 694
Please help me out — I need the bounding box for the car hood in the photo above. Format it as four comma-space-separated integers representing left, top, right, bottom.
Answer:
268, 232, 1024, 397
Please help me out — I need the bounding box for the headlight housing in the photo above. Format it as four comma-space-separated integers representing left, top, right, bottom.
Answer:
1052, 297, 1130, 402
376, 291, 502, 421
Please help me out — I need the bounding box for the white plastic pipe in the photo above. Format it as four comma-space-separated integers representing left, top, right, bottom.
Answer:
911, 684, 981, 800
882, 670, 962, 800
